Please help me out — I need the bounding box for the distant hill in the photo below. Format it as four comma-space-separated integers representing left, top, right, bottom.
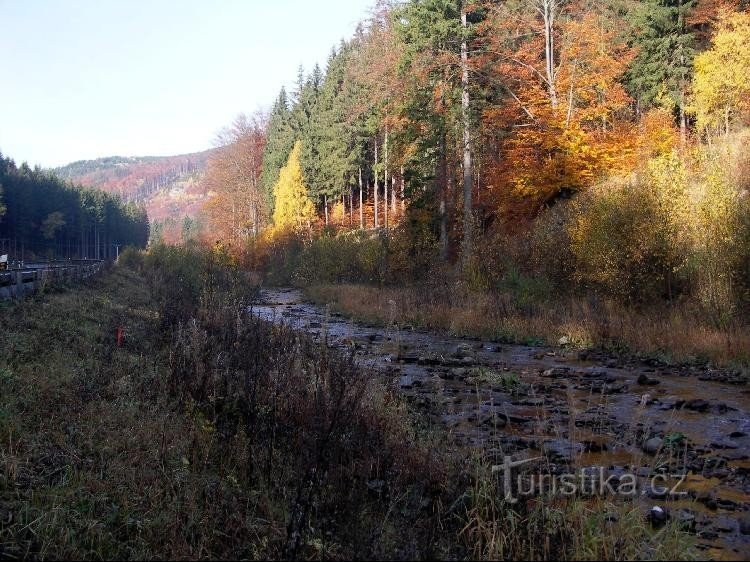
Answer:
51, 150, 217, 227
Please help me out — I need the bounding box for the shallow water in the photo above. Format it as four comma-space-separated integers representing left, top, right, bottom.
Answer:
251, 287, 750, 559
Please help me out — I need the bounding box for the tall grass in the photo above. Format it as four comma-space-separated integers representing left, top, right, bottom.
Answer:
0, 246, 698, 559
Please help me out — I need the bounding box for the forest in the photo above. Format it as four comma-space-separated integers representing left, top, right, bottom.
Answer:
192, 0, 750, 361
0, 153, 149, 260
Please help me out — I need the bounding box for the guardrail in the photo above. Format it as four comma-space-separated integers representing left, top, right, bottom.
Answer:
0, 261, 105, 301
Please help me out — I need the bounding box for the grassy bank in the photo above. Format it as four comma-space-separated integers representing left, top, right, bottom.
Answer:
305, 283, 750, 370
0, 250, 695, 559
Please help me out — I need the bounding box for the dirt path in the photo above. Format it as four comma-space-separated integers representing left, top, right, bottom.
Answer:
252, 287, 750, 559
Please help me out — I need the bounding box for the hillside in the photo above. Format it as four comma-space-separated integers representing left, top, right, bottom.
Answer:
51, 150, 216, 227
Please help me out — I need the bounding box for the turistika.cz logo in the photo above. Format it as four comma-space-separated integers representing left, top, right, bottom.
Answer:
492, 456, 688, 504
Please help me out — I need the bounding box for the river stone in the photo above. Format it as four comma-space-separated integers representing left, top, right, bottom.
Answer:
542, 439, 582, 461
648, 506, 668, 526
685, 398, 710, 412
637, 373, 660, 386
542, 367, 570, 378
710, 439, 739, 450
674, 509, 696, 532
643, 437, 663, 455
719, 450, 748, 461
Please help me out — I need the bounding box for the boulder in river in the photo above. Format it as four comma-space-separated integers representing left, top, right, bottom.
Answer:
643, 436, 663, 455
684, 398, 710, 412
648, 505, 668, 526
637, 373, 660, 386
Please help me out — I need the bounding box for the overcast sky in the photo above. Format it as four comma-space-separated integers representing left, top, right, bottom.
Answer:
0, 0, 373, 167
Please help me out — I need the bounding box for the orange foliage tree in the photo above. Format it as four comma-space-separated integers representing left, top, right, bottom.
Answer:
202, 113, 267, 250
480, 2, 637, 217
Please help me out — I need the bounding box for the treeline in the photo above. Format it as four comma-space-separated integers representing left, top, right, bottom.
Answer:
192, 1, 750, 317
0, 153, 149, 261
203, 0, 748, 243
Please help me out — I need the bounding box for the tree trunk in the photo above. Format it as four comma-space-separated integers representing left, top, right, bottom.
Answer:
392, 175, 397, 217
374, 139, 379, 229
401, 166, 406, 213
541, 0, 558, 108
324, 194, 329, 226
359, 167, 364, 229
384, 127, 389, 230
461, 5, 473, 264
438, 132, 448, 261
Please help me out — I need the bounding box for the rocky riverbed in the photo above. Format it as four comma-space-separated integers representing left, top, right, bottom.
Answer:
251, 288, 750, 560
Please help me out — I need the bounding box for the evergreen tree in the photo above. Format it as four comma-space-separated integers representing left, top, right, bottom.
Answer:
626, 0, 697, 128
261, 88, 295, 212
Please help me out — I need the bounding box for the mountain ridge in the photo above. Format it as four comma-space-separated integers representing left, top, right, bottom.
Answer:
50, 148, 217, 232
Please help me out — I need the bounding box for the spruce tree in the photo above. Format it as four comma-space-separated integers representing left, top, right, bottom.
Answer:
625, 0, 696, 127
261, 88, 295, 212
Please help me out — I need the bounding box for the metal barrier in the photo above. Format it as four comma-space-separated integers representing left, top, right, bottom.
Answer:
0, 261, 105, 301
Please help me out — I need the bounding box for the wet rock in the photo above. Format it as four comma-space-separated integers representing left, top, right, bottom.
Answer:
480, 415, 507, 428
398, 353, 420, 364
740, 516, 750, 535
605, 359, 619, 368
603, 383, 627, 394
637, 373, 660, 386
730, 431, 747, 438
684, 399, 710, 412
542, 439, 582, 461
643, 437, 664, 455
674, 509, 696, 532
454, 344, 474, 359
497, 412, 533, 424
417, 355, 441, 366
719, 450, 748, 461
714, 402, 737, 413
648, 506, 668, 526
710, 439, 739, 450
582, 438, 609, 453
542, 367, 570, 378
513, 397, 545, 407
696, 491, 718, 510
451, 368, 469, 380
399, 375, 413, 389
661, 398, 686, 410
558, 336, 570, 346
715, 497, 739, 511
710, 516, 736, 533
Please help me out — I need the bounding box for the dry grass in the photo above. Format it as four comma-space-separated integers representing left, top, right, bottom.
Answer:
0, 255, 699, 560
305, 283, 750, 369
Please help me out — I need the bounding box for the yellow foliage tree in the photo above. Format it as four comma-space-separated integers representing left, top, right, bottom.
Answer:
272, 141, 317, 232
692, 10, 750, 137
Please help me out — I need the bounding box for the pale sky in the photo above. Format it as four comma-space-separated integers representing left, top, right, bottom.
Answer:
0, 0, 373, 167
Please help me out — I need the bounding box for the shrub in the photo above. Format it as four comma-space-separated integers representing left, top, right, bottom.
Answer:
568, 153, 692, 301
116, 246, 144, 270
